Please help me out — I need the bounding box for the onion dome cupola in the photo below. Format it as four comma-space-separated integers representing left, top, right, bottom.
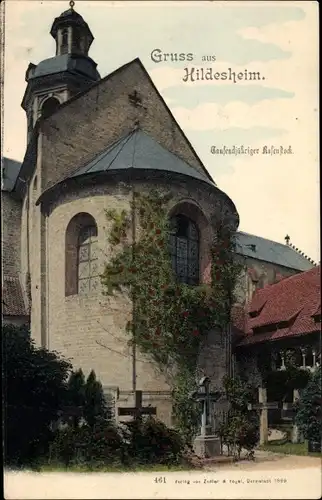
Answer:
22, 1, 100, 143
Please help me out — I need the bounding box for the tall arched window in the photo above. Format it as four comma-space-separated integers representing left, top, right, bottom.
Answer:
77, 224, 99, 294
61, 28, 69, 54
169, 214, 199, 285
65, 213, 100, 296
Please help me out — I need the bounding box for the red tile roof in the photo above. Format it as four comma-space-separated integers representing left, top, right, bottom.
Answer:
312, 303, 321, 317
236, 266, 321, 346
2, 275, 27, 317
275, 273, 285, 283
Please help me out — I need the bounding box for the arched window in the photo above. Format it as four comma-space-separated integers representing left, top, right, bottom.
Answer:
41, 97, 60, 119
169, 214, 199, 285
61, 28, 69, 54
65, 213, 99, 296
72, 26, 82, 53
77, 224, 99, 294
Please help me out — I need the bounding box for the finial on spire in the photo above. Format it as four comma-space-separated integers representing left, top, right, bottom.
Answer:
285, 234, 290, 245
69, 0, 75, 9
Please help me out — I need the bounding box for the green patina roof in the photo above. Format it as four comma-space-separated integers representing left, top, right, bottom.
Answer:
50, 7, 94, 42
29, 54, 100, 81
235, 231, 315, 271
71, 129, 216, 186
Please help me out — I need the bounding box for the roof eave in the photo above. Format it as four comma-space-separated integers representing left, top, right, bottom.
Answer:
36, 168, 238, 220
237, 328, 321, 347
12, 122, 40, 193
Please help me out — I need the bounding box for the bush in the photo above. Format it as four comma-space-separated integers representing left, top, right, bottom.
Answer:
295, 366, 321, 444
217, 414, 259, 460
66, 369, 86, 428
49, 426, 82, 467
50, 421, 124, 468
65, 369, 114, 429
84, 370, 113, 427
217, 376, 259, 460
123, 417, 184, 465
2, 325, 186, 469
3, 324, 72, 466
49, 417, 184, 468
264, 367, 311, 402
86, 420, 125, 467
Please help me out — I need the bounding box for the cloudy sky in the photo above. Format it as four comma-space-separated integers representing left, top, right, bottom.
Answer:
3, 0, 320, 261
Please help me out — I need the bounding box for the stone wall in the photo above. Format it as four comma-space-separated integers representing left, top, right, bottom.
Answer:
197, 327, 227, 391
1, 192, 22, 277
28, 135, 45, 346
234, 256, 300, 306
235, 348, 263, 387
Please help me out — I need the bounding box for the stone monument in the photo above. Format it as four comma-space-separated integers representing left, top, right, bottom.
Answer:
193, 376, 221, 458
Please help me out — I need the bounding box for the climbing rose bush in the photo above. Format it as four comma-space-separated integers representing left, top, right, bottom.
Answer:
101, 189, 241, 445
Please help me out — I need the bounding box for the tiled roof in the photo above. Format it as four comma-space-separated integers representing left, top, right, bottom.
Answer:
2, 157, 22, 192
70, 129, 216, 187
312, 303, 321, 317
237, 266, 321, 346
235, 231, 315, 271
2, 276, 27, 317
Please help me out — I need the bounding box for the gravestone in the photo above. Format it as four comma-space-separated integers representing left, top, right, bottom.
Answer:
192, 377, 222, 458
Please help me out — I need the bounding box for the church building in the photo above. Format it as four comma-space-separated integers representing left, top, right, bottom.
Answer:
2, 4, 319, 424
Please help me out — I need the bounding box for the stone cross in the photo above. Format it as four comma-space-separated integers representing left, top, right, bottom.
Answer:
118, 390, 156, 421
128, 90, 142, 108
192, 381, 221, 435
201, 384, 210, 433
247, 387, 295, 445
192, 381, 222, 458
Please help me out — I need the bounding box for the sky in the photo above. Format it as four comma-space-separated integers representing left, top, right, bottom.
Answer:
2, 0, 320, 262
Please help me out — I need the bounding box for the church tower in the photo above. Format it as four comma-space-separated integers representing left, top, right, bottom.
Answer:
21, 1, 100, 143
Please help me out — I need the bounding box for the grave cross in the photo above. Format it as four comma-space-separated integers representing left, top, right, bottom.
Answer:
192, 377, 222, 435
247, 388, 295, 445
118, 390, 156, 421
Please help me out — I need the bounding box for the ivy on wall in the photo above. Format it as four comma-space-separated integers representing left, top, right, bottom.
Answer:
101, 189, 241, 444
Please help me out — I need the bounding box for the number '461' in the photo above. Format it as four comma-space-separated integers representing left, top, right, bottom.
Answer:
154, 477, 166, 483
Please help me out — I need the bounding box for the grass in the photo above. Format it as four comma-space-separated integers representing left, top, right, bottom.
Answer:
42, 463, 192, 473
259, 439, 322, 457
6, 462, 195, 473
